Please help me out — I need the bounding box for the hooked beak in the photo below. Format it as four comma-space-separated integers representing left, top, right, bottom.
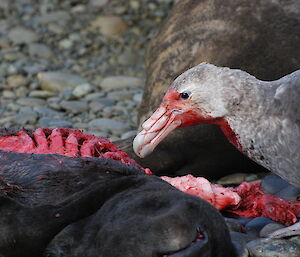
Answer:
133, 105, 183, 158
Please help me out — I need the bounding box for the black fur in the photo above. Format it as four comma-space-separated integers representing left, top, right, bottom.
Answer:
0, 150, 236, 257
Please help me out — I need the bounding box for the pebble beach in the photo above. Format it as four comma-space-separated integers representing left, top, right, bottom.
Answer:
0, 0, 175, 141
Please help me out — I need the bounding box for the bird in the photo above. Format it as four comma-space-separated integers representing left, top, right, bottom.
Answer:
133, 63, 300, 237
134, 63, 300, 187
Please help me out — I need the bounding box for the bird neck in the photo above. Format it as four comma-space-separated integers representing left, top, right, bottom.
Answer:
213, 118, 242, 151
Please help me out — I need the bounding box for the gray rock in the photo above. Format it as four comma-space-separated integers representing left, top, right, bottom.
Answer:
47, 97, 62, 111
217, 173, 248, 185
16, 98, 47, 107
289, 236, 300, 247
88, 118, 129, 133
72, 83, 93, 98
8, 27, 38, 44
37, 72, 89, 92
0, 116, 15, 125
2, 90, 16, 99
47, 23, 64, 34
12, 112, 37, 125
117, 49, 138, 65
247, 238, 300, 257
6, 74, 28, 88
60, 89, 74, 100
38, 117, 72, 128
34, 11, 71, 25
89, 98, 116, 112
245, 217, 275, 237
7, 103, 20, 111
33, 106, 63, 117
28, 43, 54, 60
60, 100, 88, 112
84, 92, 106, 101
275, 185, 300, 201
72, 122, 89, 129
89, 15, 128, 37
59, 39, 73, 49
100, 76, 143, 90
19, 106, 33, 113
89, 0, 108, 8
259, 223, 286, 238
84, 130, 109, 138
29, 90, 56, 99
48, 120, 73, 128
23, 64, 46, 74
261, 175, 290, 195
106, 90, 133, 101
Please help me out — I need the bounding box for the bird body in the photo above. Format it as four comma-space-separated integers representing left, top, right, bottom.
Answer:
133, 63, 300, 188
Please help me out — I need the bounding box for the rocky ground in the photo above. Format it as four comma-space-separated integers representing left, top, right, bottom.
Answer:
0, 1, 299, 257
0, 0, 176, 141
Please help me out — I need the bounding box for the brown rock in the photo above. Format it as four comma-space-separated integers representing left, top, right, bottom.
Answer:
89, 15, 128, 37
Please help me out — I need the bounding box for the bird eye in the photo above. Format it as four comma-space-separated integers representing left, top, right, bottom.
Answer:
180, 92, 190, 99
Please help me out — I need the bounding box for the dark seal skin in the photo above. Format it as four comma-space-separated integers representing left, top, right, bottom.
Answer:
0, 150, 236, 257
121, 0, 300, 178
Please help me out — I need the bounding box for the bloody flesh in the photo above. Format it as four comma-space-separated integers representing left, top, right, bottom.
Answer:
0, 128, 299, 226
0, 128, 151, 174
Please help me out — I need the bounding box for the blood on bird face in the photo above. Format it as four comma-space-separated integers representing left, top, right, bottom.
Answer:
161, 89, 212, 127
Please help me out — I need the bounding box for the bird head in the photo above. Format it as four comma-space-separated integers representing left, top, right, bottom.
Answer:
133, 63, 233, 158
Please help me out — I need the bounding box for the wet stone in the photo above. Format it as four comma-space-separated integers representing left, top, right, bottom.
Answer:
259, 223, 286, 238
38, 117, 72, 128
247, 238, 300, 257
33, 106, 63, 117
89, 98, 116, 111
106, 90, 133, 101
2, 91, 16, 99
275, 185, 300, 201
13, 112, 37, 125
289, 236, 300, 247
72, 83, 93, 98
89, 0, 108, 8
217, 173, 248, 185
245, 217, 275, 237
261, 175, 290, 195
89, 15, 128, 37
29, 90, 56, 99
60, 100, 89, 112
84, 92, 106, 101
34, 11, 71, 25
8, 27, 38, 44
100, 76, 143, 90
38, 72, 89, 92
88, 118, 129, 133
16, 98, 47, 107
28, 43, 54, 60
6, 74, 28, 88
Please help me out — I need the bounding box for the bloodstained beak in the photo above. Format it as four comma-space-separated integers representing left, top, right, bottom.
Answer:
133, 105, 183, 158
